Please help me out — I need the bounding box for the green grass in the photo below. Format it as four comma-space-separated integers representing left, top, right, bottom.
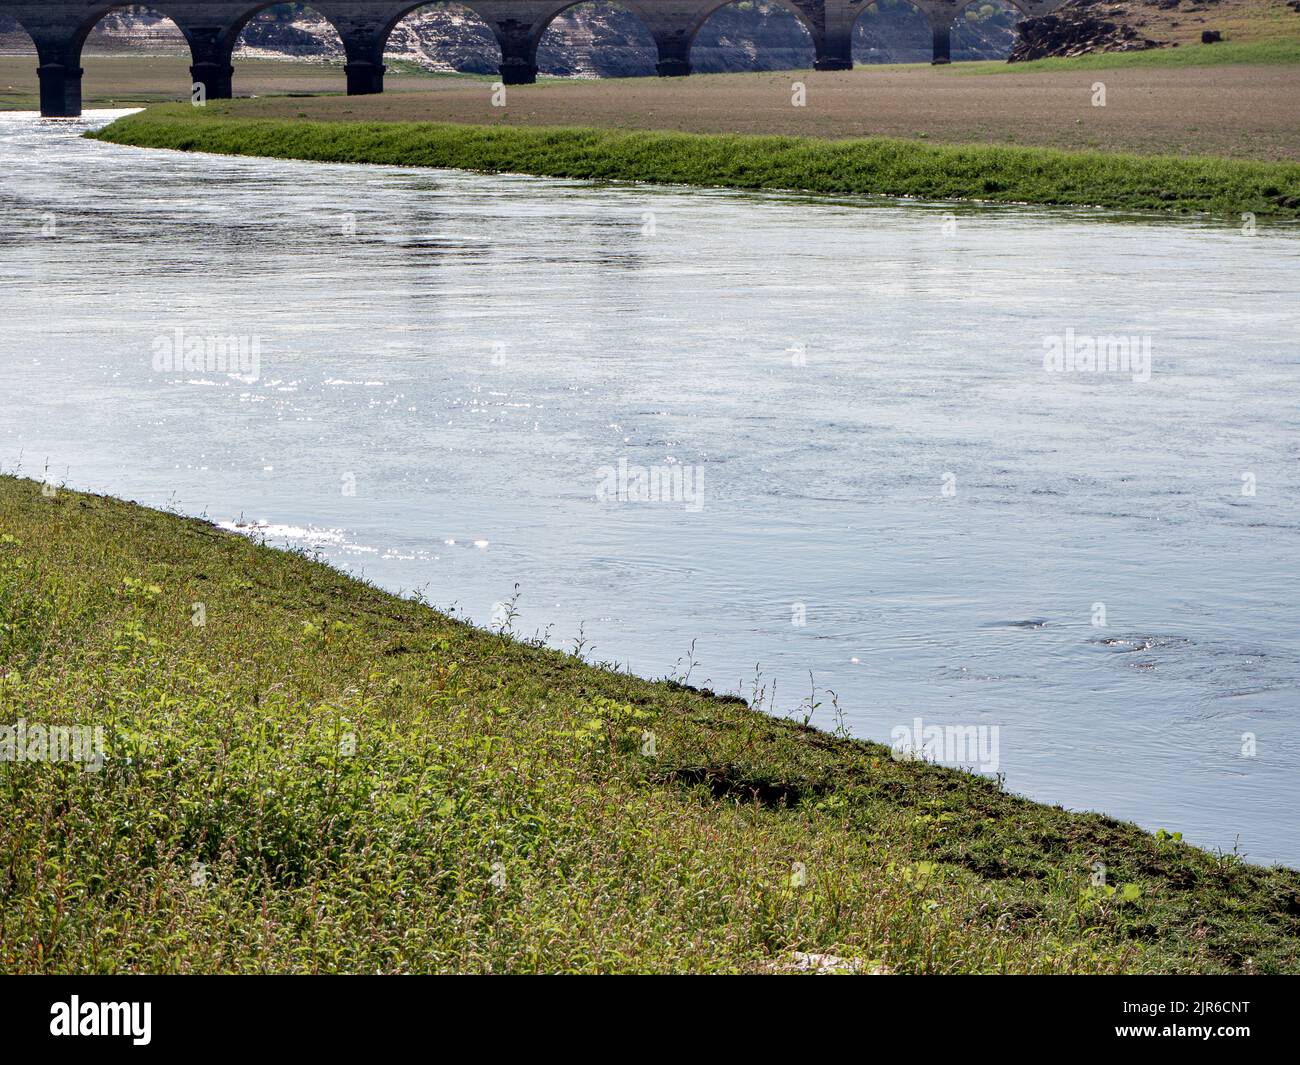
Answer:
958, 36, 1300, 74
381, 60, 496, 81
90, 105, 1300, 219
3, 474, 1300, 973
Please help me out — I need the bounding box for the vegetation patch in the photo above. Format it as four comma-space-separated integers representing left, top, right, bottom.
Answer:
89, 105, 1300, 218
2, 474, 1299, 973
966, 36, 1300, 74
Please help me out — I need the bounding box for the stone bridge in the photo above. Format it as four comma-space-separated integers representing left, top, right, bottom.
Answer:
2, 0, 1068, 117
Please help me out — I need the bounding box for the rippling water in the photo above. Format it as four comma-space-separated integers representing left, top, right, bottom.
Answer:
2, 111, 1298, 863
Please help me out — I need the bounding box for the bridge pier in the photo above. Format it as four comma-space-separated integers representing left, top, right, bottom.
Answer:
190, 60, 234, 100
930, 21, 952, 65
335, 14, 389, 96
813, 35, 853, 72
655, 57, 691, 76
498, 55, 537, 85
489, 16, 538, 85
655, 56, 691, 76
815, 4, 856, 71
37, 60, 82, 118
5, 0, 1065, 118
652, 32, 692, 77
184, 25, 235, 101
345, 59, 386, 95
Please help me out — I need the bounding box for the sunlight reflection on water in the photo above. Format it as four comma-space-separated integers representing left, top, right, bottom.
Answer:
3, 111, 1299, 862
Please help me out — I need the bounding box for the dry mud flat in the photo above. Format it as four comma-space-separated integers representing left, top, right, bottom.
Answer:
3, 54, 1298, 160
0, 54, 441, 111
236, 63, 1300, 162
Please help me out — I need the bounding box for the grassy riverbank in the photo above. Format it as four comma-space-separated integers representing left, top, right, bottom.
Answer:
3, 475, 1299, 973
91, 105, 1300, 219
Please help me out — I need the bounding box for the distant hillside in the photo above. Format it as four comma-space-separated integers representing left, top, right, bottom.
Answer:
1011, 0, 1300, 59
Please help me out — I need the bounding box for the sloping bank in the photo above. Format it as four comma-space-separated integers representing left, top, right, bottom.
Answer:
3, 474, 1299, 973
89, 104, 1300, 219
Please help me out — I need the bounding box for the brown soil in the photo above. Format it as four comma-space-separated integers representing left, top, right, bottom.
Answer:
0, 54, 355, 111
237, 63, 1300, 161
3, 53, 1298, 161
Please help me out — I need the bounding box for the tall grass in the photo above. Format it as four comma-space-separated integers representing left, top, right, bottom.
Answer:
960, 36, 1300, 74
3, 476, 1299, 973
90, 106, 1300, 218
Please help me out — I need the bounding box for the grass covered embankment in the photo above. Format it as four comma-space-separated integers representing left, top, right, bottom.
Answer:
90, 105, 1300, 219
963, 37, 1300, 74
3, 475, 1300, 973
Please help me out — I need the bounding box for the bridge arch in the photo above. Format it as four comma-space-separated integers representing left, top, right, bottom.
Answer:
66, 4, 191, 57
226, 3, 345, 58
36, 4, 194, 114
850, 0, 929, 66
380, 2, 500, 77
536, 1, 657, 78
17, 0, 1071, 113
224, 4, 347, 94
0, 11, 38, 103
951, 0, 1021, 61
689, 0, 816, 74
59, 4, 192, 65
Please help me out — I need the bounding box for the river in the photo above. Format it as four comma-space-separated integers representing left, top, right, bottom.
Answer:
2, 110, 1298, 864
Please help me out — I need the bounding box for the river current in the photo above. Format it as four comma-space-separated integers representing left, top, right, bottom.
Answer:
2, 111, 1298, 863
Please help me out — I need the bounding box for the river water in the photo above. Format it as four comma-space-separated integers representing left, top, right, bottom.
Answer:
2, 111, 1298, 864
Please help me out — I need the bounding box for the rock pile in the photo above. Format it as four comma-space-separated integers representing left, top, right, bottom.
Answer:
1008, 6, 1162, 61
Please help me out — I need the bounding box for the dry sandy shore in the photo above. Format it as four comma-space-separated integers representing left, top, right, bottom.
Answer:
4, 54, 1299, 160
